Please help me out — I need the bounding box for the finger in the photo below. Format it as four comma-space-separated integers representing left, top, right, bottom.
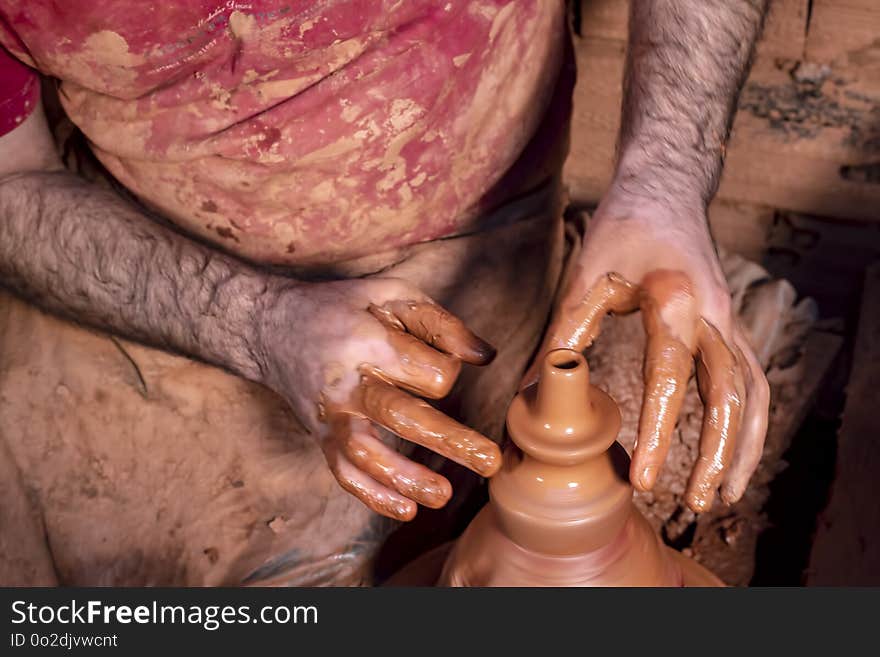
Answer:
343, 418, 452, 509
550, 271, 640, 352
371, 300, 496, 365
328, 452, 417, 521
630, 296, 694, 492
686, 320, 746, 512
521, 272, 637, 388
357, 373, 501, 477
323, 413, 417, 521
721, 329, 770, 504
361, 326, 461, 399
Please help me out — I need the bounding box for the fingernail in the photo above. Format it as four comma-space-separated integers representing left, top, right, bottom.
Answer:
720, 484, 740, 505
472, 340, 497, 365
638, 466, 656, 490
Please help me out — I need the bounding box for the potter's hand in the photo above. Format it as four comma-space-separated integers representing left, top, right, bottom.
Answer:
259, 277, 501, 521
525, 193, 769, 512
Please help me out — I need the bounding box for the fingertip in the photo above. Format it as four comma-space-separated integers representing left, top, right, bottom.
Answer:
634, 464, 657, 492
720, 483, 743, 506
394, 500, 418, 522
686, 489, 715, 514
469, 340, 497, 366
419, 477, 453, 509
477, 443, 503, 478
457, 340, 496, 366
629, 428, 671, 492
418, 357, 461, 399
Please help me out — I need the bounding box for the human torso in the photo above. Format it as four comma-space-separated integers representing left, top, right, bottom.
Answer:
0, 1, 564, 268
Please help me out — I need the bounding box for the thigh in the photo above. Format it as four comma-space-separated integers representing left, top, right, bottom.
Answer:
0, 291, 377, 585
0, 432, 57, 585
0, 193, 565, 586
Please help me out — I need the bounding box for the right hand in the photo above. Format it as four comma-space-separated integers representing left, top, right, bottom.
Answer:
257, 277, 502, 521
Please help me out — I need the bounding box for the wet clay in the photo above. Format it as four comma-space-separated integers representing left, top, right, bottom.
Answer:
317, 300, 501, 521
692, 318, 746, 509
313, 293, 504, 523
317, 370, 502, 522
528, 268, 750, 512
355, 373, 500, 476
438, 348, 723, 586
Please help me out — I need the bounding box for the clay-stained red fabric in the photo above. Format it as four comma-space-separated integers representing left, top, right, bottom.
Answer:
0, 1, 564, 266
0, 46, 38, 137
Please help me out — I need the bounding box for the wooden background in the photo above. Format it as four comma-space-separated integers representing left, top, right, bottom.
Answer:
564, 0, 880, 258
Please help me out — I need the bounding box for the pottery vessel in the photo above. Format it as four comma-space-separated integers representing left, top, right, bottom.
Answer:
438, 348, 722, 587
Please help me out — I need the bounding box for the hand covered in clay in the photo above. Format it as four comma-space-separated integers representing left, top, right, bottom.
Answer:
259, 277, 501, 521
525, 191, 770, 512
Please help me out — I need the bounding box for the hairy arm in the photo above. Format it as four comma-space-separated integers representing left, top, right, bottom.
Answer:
0, 99, 501, 520
616, 0, 770, 208
537, 1, 773, 510
0, 101, 273, 382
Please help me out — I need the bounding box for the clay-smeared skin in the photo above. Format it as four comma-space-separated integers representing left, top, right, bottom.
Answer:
522, 0, 772, 512
691, 320, 745, 510
261, 278, 500, 522
356, 374, 500, 477
528, 267, 764, 513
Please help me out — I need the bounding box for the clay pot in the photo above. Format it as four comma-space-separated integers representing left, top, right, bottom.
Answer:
437, 348, 722, 587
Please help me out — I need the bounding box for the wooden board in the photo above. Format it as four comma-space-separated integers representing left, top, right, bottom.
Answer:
807, 262, 880, 585
577, 0, 808, 60
563, 36, 621, 203
563, 38, 880, 222
708, 201, 775, 262
759, 0, 809, 61
805, 0, 880, 65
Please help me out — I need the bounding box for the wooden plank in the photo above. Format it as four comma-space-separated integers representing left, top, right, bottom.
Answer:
805, 0, 880, 65
807, 263, 880, 585
577, 0, 808, 60
718, 56, 880, 221
563, 36, 622, 203
708, 201, 775, 262
760, 0, 809, 62
563, 39, 880, 222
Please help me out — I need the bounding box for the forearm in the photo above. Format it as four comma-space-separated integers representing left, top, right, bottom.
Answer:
0, 170, 275, 381
615, 0, 769, 208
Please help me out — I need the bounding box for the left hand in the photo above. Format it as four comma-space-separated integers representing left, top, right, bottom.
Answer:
524, 188, 770, 512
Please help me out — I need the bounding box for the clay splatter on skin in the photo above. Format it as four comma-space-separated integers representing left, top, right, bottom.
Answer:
311, 297, 501, 521
530, 268, 752, 513
214, 226, 239, 242
1, 2, 565, 266
691, 319, 745, 510
357, 375, 500, 476
345, 432, 451, 509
